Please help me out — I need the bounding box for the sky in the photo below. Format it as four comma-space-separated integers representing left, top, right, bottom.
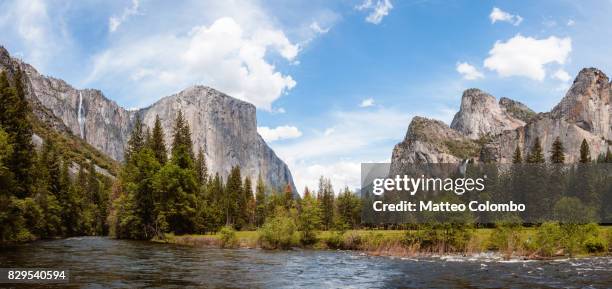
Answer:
1, 0, 612, 193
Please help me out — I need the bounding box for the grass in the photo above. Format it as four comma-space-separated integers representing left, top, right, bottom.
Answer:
158, 226, 612, 259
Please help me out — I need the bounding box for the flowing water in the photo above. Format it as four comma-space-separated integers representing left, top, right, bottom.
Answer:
0, 237, 610, 288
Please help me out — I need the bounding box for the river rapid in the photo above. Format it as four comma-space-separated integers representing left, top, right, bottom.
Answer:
0, 237, 610, 288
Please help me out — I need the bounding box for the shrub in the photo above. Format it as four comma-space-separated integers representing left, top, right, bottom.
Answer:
258, 208, 297, 249
403, 224, 473, 253
584, 236, 607, 253
488, 222, 523, 255
535, 222, 562, 256
219, 226, 238, 249
342, 231, 363, 250
324, 231, 344, 249
560, 223, 599, 256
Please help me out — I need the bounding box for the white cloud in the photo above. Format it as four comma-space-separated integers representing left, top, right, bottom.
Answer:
0, 0, 64, 69
269, 107, 411, 190
356, 0, 393, 24
567, 19, 575, 26
109, 0, 141, 32
310, 21, 330, 34
360, 98, 375, 107
258, 125, 302, 142
87, 17, 298, 110
483, 34, 572, 81
489, 7, 523, 26
292, 161, 362, 194
456, 62, 484, 80
552, 69, 571, 82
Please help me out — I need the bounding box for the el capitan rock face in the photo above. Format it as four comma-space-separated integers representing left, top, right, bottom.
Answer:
0, 46, 295, 192
392, 68, 612, 165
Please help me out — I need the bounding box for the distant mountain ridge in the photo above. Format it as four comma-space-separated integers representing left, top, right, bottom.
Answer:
391, 67, 612, 169
0, 46, 295, 192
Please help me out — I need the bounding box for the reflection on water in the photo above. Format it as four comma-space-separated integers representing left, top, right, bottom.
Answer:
0, 237, 611, 288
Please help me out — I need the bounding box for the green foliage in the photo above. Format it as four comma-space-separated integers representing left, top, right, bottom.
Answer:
318, 176, 335, 230
579, 139, 591, 163
512, 145, 522, 164
0, 73, 111, 243
324, 230, 345, 249
402, 224, 473, 252
153, 163, 198, 235
583, 236, 607, 253
149, 115, 167, 165
553, 197, 597, 224
298, 193, 321, 245
336, 187, 361, 228
488, 220, 523, 256
171, 110, 194, 169
443, 139, 480, 159
550, 137, 565, 163
224, 166, 243, 227
258, 207, 298, 249
527, 137, 545, 163
219, 226, 239, 248
535, 222, 562, 257
255, 175, 266, 226
194, 147, 207, 185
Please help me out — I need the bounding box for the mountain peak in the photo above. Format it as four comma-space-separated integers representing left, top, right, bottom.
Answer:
450, 88, 524, 139
552, 67, 611, 137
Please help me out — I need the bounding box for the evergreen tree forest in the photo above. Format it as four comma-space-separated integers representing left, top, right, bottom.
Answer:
110, 109, 363, 240
0, 70, 112, 242
0, 67, 363, 243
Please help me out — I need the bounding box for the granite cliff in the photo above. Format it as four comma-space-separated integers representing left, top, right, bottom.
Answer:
392, 68, 612, 166
0, 46, 295, 192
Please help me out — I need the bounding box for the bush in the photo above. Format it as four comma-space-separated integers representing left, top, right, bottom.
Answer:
219, 226, 238, 249
584, 236, 607, 253
258, 208, 298, 249
488, 222, 523, 255
342, 231, 363, 250
535, 222, 562, 256
324, 231, 344, 249
402, 224, 473, 253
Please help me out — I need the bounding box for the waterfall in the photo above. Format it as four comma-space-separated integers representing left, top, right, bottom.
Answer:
78, 91, 85, 138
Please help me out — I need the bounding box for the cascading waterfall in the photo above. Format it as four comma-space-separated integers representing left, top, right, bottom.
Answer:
78, 91, 85, 138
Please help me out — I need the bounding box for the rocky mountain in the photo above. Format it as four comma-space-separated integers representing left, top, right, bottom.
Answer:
392, 68, 612, 166
450, 88, 525, 139
0, 46, 295, 192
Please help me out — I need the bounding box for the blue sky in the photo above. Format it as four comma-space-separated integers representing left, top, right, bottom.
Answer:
1, 0, 612, 192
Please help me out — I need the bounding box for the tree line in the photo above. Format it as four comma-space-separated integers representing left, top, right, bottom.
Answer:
110, 111, 363, 240
511, 136, 611, 164
0, 70, 111, 242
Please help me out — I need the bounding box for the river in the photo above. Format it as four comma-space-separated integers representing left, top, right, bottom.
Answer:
0, 237, 610, 288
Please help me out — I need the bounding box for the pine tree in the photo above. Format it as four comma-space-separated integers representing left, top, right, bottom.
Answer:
579, 139, 591, 163
243, 176, 254, 227
126, 114, 145, 162
512, 145, 522, 164
255, 175, 266, 227
150, 115, 167, 165
283, 183, 294, 209
318, 176, 335, 230
195, 147, 208, 185
224, 166, 243, 226
298, 191, 321, 244
527, 137, 545, 163
171, 110, 194, 169
0, 69, 34, 197
336, 187, 361, 228
42, 137, 62, 196
550, 136, 565, 164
